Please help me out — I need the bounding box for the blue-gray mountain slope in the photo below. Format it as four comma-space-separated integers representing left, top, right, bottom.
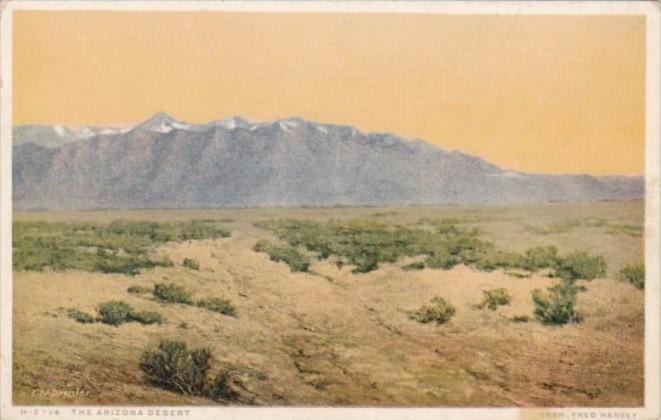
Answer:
12, 114, 643, 209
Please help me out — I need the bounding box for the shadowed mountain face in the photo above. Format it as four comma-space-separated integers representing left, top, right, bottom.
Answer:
12, 114, 643, 210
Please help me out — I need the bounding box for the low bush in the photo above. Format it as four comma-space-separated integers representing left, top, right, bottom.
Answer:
531, 283, 582, 325
196, 297, 237, 317
253, 240, 310, 272
67, 308, 95, 324
153, 283, 193, 304
97, 301, 135, 326
183, 258, 200, 271
140, 340, 212, 396
510, 315, 530, 323
473, 250, 523, 272
209, 371, 234, 401
619, 262, 645, 290
521, 246, 559, 271
94, 255, 173, 276
424, 249, 460, 270
409, 297, 456, 325
128, 310, 164, 325
554, 252, 606, 281
352, 258, 379, 274
478, 288, 511, 310
127, 285, 152, 294
139, 339, 238, 401
402, 261, 426, 271
73, 301, 164, 326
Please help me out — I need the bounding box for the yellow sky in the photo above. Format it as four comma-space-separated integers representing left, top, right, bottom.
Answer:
13, 11, 645, 175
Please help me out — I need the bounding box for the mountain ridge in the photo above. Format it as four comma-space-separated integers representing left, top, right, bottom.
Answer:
12, 113, 644, 210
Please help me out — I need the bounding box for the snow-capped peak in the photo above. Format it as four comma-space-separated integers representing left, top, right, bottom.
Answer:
53, 125, 67, 137
208, 116, 251, 130
134, 112, 191, 133
75, 127, 96, 139
278, 120, 299, 132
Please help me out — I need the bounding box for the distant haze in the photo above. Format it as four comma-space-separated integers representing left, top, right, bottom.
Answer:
13, 114, 644, 210
13, 12, 644, 176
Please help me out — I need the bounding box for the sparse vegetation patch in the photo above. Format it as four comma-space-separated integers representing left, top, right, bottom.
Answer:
510, 315, 530, 323
409, 297, 456, 324
128, 310, 164, 325
13, 219, 231, 274
526, 218, 642, 237
68, 301, 165, 326
196, 297, 237, 317
253, 239, 310, 272
619, 262, 644, 290
478, 288, 511, 310
254, 218, 607, 278
67, 308, 95, 324
183, 258, 200, 270
153, 283, 193, 304
554, 252, 606, 281
127, 285, 152, 294
402, 261, 426, 271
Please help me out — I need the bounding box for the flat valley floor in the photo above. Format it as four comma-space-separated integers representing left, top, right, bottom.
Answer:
12, 201, 644, 406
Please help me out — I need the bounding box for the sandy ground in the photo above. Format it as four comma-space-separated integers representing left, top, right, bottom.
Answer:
12, 201, 644, 406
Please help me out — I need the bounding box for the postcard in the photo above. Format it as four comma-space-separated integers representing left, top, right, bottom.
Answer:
0, 1, 659, 419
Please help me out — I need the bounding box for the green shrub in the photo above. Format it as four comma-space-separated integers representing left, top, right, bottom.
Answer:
209, 371, 237, 402
521, 246, 559, 271
127, 285, 152, 294
153, 283, 193, 304
510, 315, 530, 323
402, 261, 426, 271
183, 258, 200, 270
253, 239, 310, 272
196, 297, 237, 317
504, 270, 532, 279
554, 252, 606, 281
478, 288, 511, 310
352, 258, 379, 274
94, 256, 173, 276
424, 250, 460, 270
139, 340, 212, 396
97, 301, 135, 326
531, 283, 582, 325
619, 262, 644, 290
67, 308, 95, 324
473, 250, 523, 272
128, 310, 164, 325
409, 297, 456, 324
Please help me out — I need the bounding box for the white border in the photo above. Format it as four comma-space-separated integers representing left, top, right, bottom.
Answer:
0, 2, 659, 420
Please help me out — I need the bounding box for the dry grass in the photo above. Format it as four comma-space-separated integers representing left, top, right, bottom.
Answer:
12, 201, 644, 406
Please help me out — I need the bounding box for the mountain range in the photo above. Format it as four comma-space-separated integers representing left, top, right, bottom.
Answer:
12, 113, 644, 210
